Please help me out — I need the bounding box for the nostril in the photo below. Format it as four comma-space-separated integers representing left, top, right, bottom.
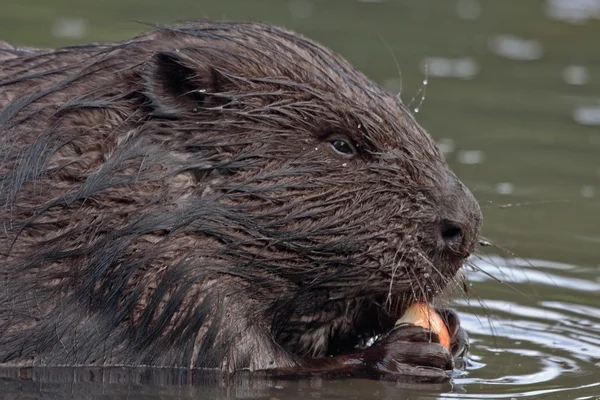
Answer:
441, 221, 464, 250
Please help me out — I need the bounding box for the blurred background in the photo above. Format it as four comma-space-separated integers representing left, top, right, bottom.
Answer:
1, 0, 599, 399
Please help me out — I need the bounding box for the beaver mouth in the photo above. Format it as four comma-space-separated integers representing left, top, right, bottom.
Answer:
342, 265, 464, 355
275, 254, 467, 359
351, 299, 450, 349
342, 257, 468, 356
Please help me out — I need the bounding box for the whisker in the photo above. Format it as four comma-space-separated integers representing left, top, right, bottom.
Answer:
478, 237, 493, 247
468, 254, 534, 302
477, 238, 538, 271
414, 251, 458, 306
408, 62, 429, 113
460, 272, 500, 346
375, 34, 404, 103
408, 260, 423, 303
444, 269, 495, 340
474, 238, 559, 303
386, 246, 405, 308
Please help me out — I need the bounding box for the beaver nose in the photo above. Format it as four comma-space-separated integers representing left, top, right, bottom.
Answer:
440, 220, 464, 251
436, 173, 482, 257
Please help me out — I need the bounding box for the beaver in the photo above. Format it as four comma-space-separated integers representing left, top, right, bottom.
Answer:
0, 20, 482, 383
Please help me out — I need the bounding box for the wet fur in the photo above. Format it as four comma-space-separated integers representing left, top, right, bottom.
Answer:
0, 21, 481, 372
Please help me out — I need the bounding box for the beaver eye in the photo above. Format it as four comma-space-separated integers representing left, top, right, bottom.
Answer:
330, 139, 356, 158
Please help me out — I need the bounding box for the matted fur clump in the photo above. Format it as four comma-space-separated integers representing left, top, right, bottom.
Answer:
0, 20, 481, 381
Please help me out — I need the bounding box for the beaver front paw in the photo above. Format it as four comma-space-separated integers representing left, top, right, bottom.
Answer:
362, 323, 454, 382
265, 310, 468, 382
358, 307, 469, 382
436, 307, 470, 366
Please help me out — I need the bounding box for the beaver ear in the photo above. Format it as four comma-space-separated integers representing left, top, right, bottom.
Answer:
142, 51, 221, 119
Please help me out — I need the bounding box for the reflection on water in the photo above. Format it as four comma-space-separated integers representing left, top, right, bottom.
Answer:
51, 17, 88, 40
488, 35, 544, 61
574, 105, 600, 126
1, 0, 599, 399
545, 0, 600, 24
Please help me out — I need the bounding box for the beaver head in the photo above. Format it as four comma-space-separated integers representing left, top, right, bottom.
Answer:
0, 21, 481, 369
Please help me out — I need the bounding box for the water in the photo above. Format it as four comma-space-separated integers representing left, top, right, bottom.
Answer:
1, 0, 599, 398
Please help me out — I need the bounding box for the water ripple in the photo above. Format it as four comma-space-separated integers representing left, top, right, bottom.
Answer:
446, 255, 600, 398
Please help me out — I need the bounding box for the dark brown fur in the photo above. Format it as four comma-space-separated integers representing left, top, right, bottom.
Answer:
0, 20, 481, 381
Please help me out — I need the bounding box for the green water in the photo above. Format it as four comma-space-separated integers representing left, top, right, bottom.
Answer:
1, 0, 599, 399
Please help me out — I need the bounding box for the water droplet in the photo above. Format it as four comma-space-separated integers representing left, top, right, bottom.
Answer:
414, 108, 420, 113
423, 79, 428, 85
342, 163, 347, 167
